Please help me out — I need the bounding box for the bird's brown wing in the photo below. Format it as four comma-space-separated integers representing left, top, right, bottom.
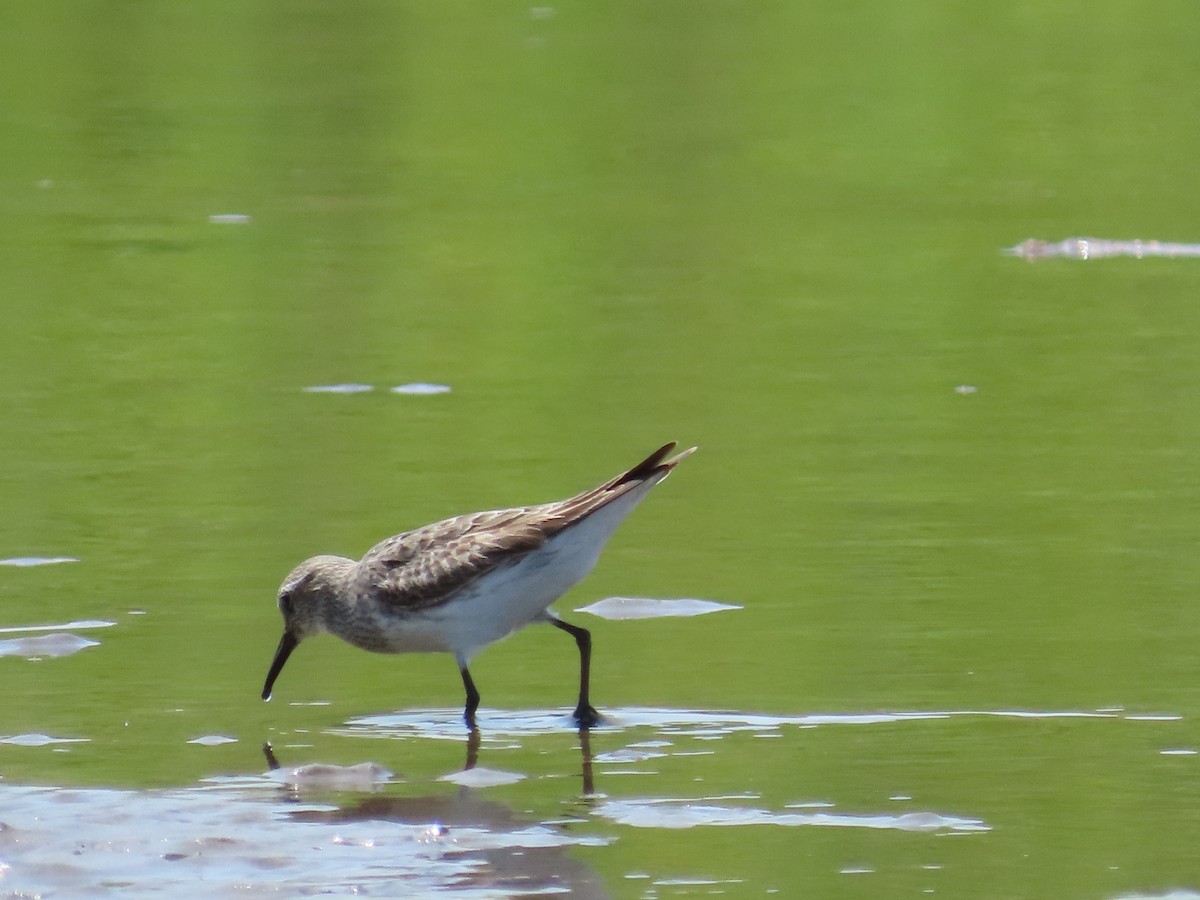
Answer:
355, 506, 556, 611
355, 442, 693, 611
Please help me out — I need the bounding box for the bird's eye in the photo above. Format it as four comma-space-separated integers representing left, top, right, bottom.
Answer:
279, 593, 293, 616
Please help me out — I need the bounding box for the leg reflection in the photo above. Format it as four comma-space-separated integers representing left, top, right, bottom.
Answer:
578, 727, 595, 797
464, 726, 481, 771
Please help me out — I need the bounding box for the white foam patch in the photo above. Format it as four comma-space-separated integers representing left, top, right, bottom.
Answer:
438, 767, 526, 788
576, 597, 742, 620
0, 734, 89, 746
0, 620, 115, 634
0, 633, 99, 659
188, 735, 238, 747
595, 798, 988, 833
1005, 236, 1200, 260
593, 748, 670, 764
303, 383, 374, 393
391, 382, 452, 395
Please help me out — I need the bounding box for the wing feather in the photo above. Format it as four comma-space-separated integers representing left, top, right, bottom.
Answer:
354, 442, 695, 611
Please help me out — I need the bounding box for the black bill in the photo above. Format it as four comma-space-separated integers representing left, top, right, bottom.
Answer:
262, 630, 298, 700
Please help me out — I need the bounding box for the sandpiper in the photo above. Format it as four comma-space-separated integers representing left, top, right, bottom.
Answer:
262, 442, 695, 727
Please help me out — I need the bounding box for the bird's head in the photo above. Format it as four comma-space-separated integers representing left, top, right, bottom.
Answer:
261, 555, 353, 701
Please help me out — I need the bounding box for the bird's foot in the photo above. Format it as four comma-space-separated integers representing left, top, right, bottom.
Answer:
573, 704, 604, 729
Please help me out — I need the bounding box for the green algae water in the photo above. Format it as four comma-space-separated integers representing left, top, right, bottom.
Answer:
3, 1, 1200, 896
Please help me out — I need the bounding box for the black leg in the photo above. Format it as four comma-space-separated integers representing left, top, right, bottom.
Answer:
460, 665, 481, 727
551, 617, 602, 727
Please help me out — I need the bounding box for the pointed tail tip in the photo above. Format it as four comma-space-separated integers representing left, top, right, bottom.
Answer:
658, 443, 697, 471
667, 444, 698, 464
615, 442, 698, 487
648, 441, 699, 470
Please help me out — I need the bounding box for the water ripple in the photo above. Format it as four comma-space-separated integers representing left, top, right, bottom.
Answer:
0, 781, 603, 897
334, 705, 1174, 742
595, 798, 989, 833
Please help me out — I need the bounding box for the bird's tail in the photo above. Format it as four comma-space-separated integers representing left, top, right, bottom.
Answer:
608, 442, 697, 490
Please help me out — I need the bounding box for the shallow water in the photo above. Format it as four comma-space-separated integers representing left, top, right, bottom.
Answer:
0, 779, 608, 898
5, 0, 1200, 896
5, 702, 1199, 895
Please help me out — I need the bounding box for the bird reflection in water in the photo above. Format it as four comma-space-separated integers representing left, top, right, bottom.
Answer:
260, 727, 601, 895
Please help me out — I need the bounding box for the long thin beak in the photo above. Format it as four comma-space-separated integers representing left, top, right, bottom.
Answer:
262, 631, 298, 701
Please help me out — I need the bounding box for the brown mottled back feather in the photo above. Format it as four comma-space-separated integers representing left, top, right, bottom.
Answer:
355, 442, 693, 611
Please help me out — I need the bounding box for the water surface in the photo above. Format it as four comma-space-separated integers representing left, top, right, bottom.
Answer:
4, 0, 1200, 896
